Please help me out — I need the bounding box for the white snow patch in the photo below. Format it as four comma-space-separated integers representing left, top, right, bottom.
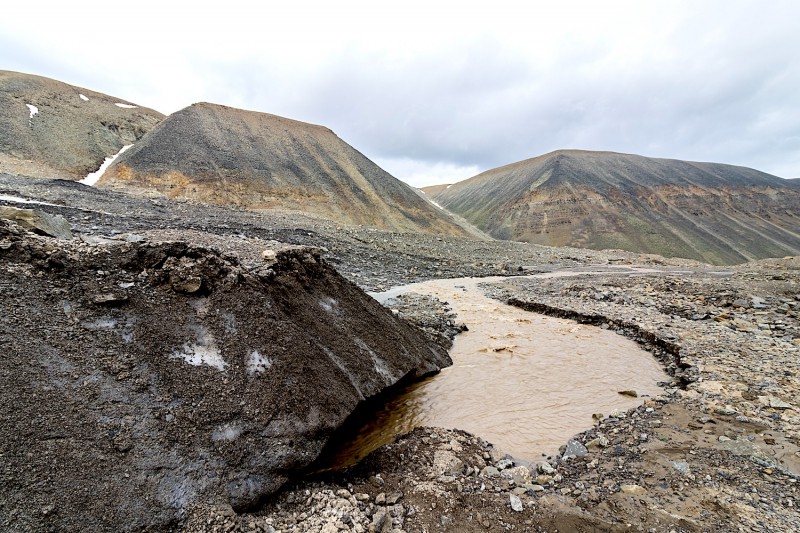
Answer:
446, 184, 452, 189
115, 103, 137, 109
0, 194, 59, 207
246, 350, 272, 375
172, 342, 227, 370
26, 103, 38, 119
79, 144, 133, 186
79, 94, 89, 101
171, 326, 226, 371
431, 200, 443, 209
211, 423, 242, 442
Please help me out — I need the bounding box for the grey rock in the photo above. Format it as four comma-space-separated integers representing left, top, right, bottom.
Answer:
562, 439, 588, 460
432, 450, 464, 476
672, 461, 690, 476
509, 494, 523, 512
481, 466, 500, 478
718, 439, 776, 467
495, 458, 514, 470
0, 206, 72, 239
385, 492, 403, 505
768, 396, 793, 410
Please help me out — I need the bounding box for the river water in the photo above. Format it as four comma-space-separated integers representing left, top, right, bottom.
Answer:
322, 273, 670, 468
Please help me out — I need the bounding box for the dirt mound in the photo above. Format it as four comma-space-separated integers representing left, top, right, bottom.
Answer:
98, 102, 473, 236
0, 220, 450, 531
0, 70, 164, 180
433, 149, 800, 264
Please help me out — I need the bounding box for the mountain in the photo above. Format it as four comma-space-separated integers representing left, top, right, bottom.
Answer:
431, 150, 800, 264
0, 70, 164, 179
420, 183, 453, 197
99, 102, 472, 236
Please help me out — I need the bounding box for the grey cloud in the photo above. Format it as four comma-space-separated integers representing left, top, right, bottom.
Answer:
3, 2, 799, 182
214, 25, 800, 180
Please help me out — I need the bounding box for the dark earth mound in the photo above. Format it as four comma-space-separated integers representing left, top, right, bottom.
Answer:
0, 220, 450, 532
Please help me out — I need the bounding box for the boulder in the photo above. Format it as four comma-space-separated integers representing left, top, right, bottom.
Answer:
0, 205, 72, 239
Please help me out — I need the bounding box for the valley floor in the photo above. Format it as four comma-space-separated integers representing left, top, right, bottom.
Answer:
1, 174, 798, 532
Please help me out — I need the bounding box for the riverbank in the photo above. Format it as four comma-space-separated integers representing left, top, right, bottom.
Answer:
1, 175, 798, 531
182, 262, 800, 532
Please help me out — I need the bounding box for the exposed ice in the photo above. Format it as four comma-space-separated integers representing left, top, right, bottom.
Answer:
172, 342, 227, 371
79, 94, 89, 101
355, 337, 396, 384
26, 103, 38, 119
319, 296, 338, 313
79, 144, 133, 186
114, 103, 137, 109
246, 350, 272, 375
81, 318, 118, 330
171, 325, 227, 371
211, 423, 242, 442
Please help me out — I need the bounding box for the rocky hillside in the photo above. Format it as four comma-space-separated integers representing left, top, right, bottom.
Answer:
0, 70, 164, 179
0, 219, 450, 531
432, 150, 800, 264
98, 103, 472, 236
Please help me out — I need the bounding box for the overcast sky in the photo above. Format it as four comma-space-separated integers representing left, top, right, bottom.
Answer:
2, 1, 798, 186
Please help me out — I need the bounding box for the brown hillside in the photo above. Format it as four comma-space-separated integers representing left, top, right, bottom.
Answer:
0, 70, 164, 179
100, 103, 472, 236
433, 150, 800, 264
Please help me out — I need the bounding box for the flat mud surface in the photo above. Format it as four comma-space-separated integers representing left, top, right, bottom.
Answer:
2, 174, 799, 532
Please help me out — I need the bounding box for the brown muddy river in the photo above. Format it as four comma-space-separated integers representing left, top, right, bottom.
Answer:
323, 274, 670, 468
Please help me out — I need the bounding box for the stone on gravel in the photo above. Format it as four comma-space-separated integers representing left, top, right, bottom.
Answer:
562, 439, 588, 460
433, 450, 464, 476
620, 484, 647, 495
768, 396, 793, 410
0, 206, 72, 239
506, 466, 532, 485
509, 494, 524, 512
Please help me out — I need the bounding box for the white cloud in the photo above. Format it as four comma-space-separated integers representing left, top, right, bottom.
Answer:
374, 158, 481, 188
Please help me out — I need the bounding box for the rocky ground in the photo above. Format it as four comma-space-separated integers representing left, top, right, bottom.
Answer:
2, 174, 799, 531
177, 264, 800, 533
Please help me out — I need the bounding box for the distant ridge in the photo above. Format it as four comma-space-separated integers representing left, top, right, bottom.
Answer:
420, 184, 453, 197
431, 150, 800, 264
99, 102, 474, 236
0, 70, 164, 179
